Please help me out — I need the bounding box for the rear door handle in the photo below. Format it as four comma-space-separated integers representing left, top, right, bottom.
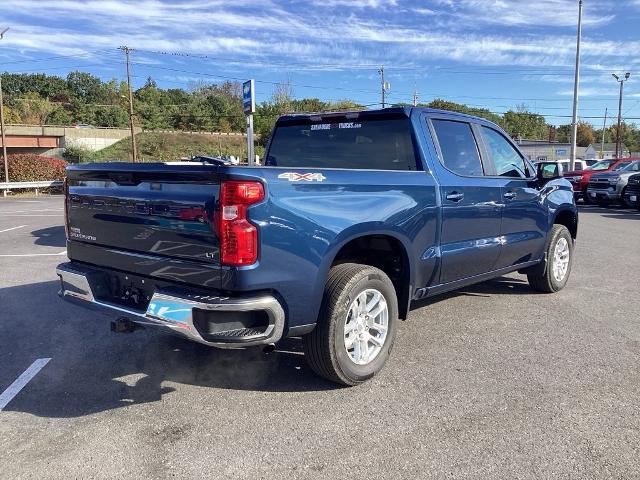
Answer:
445, 192, 464, 202
503, 191, 517, 200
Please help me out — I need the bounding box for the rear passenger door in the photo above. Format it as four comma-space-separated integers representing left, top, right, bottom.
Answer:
429, 117, 503, 284
478, 125, 548, 268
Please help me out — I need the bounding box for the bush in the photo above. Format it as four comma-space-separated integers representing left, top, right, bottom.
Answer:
0, 154, 68, 183
63, 145, 94, 163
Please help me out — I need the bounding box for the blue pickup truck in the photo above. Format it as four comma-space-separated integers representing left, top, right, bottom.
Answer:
57, 107, 577, 385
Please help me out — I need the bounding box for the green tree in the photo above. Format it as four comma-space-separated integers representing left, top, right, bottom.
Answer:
426, 99, 504, 126
576, 122, 596, 147
502, 108, 548, 140
14, 92, 55, 125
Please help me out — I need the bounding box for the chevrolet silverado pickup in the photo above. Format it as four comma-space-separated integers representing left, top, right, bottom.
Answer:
57, 107, 578, 386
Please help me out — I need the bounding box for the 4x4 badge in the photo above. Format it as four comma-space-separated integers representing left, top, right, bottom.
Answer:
278, 172, 326, 182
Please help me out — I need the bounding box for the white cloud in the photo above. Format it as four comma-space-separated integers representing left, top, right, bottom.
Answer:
0, 0, 633, 78
430, 0, 616, 27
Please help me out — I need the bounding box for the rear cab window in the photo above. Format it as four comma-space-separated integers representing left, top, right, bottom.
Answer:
265, 114, 419, 171
431, 119, 484, 176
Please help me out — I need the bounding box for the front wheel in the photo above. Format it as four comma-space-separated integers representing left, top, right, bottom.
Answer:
527, 224, 573, 293
582, 189, 592, 204
620, 187, 632, 208
303, 263, 398, 386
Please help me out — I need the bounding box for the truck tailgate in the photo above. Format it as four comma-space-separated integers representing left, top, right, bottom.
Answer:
66, 163, 222, 268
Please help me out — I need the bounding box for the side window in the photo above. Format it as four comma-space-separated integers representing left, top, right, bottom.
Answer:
482, 126, 528, 178
431, 119, 484, 176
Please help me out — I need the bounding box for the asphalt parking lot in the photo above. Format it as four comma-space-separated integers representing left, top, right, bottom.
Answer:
0, 195, 638, 479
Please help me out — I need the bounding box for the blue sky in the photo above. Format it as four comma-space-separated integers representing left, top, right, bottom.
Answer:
1, 0, 640, 126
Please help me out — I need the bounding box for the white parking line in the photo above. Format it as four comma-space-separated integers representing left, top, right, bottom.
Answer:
0, 225, 27, 233
0, 250, 67, 257
0, 358, 51, 411
2, 214, 62, 217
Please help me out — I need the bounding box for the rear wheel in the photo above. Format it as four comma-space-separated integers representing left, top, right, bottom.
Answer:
527, 224, 573, 293
303, 263, 398, 386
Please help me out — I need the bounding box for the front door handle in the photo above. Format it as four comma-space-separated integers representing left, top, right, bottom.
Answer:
503, 191, 517, 200
445, 192, 464, 202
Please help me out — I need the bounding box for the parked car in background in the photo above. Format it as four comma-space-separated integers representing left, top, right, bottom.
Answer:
564, 158, 638, 203
534, 159, 590, 174
70, 123, 95, 129
622, 173, 640, 210
586, 160, 640, 206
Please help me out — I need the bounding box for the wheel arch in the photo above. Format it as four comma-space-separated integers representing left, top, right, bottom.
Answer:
324, 230, 414, 319
553, 207, 578, 240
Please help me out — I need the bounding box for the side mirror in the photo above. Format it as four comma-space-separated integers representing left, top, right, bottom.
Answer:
537, 162, 562, 183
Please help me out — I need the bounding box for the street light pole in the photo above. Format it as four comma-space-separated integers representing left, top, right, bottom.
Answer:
0, 27, 9, 192
612, 73, 630, 159
569, 0, 583, 172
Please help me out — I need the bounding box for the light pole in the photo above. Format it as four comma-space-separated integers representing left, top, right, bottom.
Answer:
612, 73, 630, 159
569, 0, 583, 171
1, 27, 9, 191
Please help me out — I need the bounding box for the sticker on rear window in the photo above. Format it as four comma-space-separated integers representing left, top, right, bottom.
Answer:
310, 122, 362, 131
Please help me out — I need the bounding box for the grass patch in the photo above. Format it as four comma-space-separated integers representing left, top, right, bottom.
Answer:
86, 132, 263, 163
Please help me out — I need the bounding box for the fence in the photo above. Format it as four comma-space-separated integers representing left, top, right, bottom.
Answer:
0, 180, 63, 197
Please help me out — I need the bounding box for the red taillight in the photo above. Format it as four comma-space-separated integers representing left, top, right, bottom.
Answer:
219, 181, 264, 266
63, 177, 69, 240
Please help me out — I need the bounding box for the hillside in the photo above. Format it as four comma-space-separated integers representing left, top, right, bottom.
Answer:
86, 132, 261, 162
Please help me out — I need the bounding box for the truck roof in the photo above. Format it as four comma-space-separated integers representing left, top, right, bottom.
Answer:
276, 106, 498, 127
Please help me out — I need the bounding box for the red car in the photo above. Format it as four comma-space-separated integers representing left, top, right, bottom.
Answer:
564, 158, 639, 203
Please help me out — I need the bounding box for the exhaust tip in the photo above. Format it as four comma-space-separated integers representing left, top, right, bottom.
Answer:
262, 343, 276, 354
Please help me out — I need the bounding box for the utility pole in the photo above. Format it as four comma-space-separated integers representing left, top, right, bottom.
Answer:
1, 27, 9, 194
119, 46, 137, 162
569, 0, 583, 171
612, 73, 630, 158
412, 87, 419, 107
600, 107, 607, 159
379, 66, 385, 108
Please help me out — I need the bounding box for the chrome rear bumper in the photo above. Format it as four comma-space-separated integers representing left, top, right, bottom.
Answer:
56, 262, 285, 348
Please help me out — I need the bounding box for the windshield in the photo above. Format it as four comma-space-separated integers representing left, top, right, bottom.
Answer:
589, 160, 616, 171
613, 162, 631, 171
620, 161, 640, 171
266, 117, 418, 170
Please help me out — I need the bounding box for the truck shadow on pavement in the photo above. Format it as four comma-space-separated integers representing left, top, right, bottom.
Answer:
3, 275, 535, 418
0, 281, 339, 419
410, 276, 534, 310
31, 226, 66, 247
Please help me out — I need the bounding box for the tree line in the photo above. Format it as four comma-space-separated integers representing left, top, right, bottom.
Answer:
1, 71, 639, 151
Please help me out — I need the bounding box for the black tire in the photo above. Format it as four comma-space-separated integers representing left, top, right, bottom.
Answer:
527, 224, 573, 293
582, 189, 592, 204
303, 263, 398, 386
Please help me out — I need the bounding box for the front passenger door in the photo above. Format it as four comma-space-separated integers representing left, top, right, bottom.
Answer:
479, 126, 548, 268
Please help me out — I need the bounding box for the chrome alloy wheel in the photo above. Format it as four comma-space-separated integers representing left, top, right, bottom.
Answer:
552, 237, 570, 282
344, 289, 389, 365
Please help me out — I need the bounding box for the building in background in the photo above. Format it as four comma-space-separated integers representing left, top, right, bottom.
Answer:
594, 143, 630, 159
517, 140, 596, 162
